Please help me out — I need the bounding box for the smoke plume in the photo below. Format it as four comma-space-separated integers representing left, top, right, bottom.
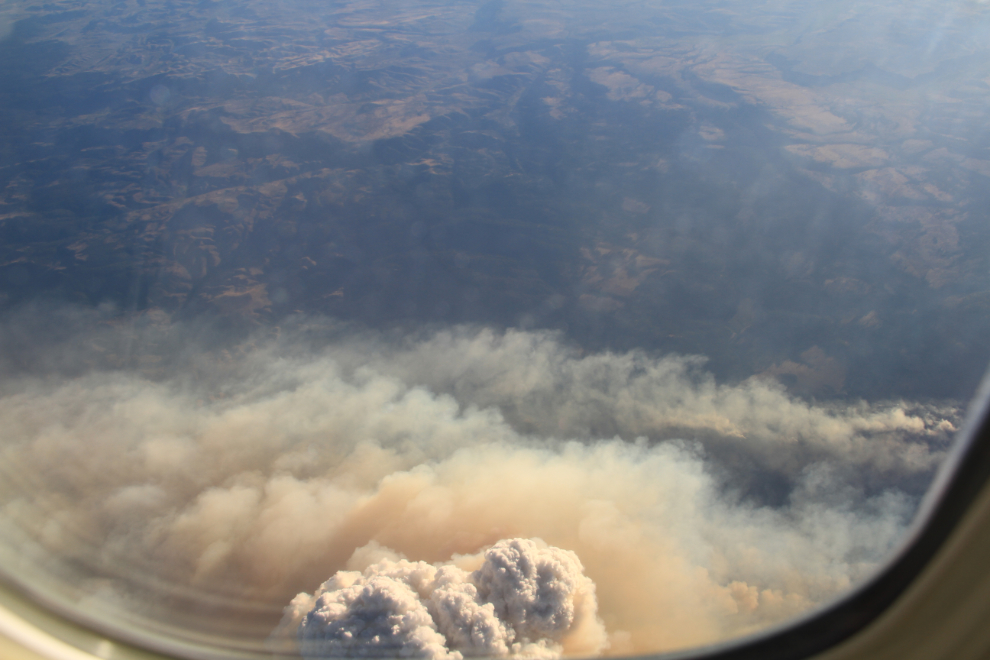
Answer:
0, 308, 960, 656
284, 538, 605, 659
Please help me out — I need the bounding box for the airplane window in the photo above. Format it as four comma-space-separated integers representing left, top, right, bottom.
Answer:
0, 0, 989, 659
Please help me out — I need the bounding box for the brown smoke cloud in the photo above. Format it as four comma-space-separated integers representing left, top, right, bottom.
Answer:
0, 310, 958, 657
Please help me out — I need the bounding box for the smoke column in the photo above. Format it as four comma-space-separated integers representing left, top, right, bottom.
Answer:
0, 309, 959, 656
283, 538, 605, 659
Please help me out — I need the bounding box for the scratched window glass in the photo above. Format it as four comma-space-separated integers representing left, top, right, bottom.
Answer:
0, 0, 988, 658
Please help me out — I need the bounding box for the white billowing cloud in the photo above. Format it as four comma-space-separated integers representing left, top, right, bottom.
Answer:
287, 538, 604, 660
295, 567, 453, 660
474, 538, 600, 649
0, 318, 958, 657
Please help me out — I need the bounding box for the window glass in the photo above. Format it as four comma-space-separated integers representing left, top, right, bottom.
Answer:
0, 0, 987, 658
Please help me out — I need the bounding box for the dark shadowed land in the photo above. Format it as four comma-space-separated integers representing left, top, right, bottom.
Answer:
1, 0, 989, 400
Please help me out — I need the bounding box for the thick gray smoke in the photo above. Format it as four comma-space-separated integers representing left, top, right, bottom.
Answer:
0, 309, 960, 656
283, 538, 605, 659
